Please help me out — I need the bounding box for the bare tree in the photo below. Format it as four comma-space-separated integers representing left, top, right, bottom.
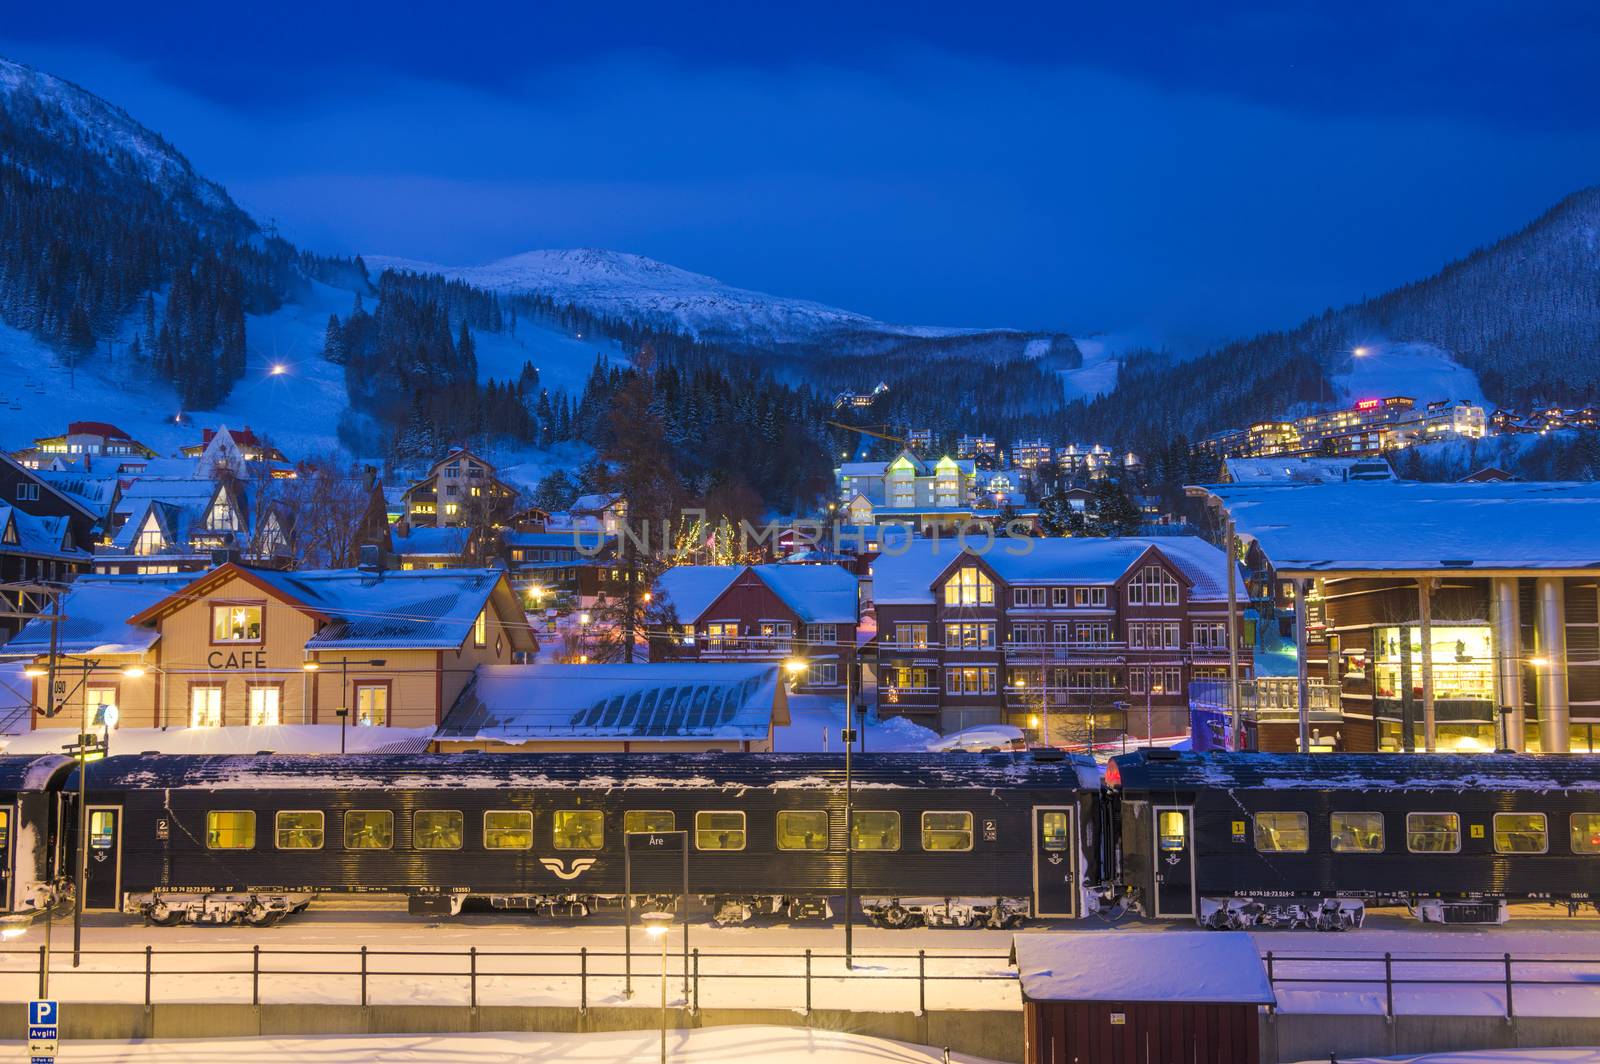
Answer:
268, 456, 386, 569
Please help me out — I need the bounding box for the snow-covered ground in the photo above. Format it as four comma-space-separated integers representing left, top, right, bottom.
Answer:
8, 907, 1600, 1017
773, 695, 940, 752
1332, 341, 1486, 407
0, 1027, 1005, 1064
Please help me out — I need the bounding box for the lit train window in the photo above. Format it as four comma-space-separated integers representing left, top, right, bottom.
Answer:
415, 811, 463, 850
1571, 814, 1600, 854
206, 811, 255, 849
1493, 813, 1548, 854
1041, 812, 1070, 852
922, 812, 973, 852
851, 810, 900, 851
275, 811, 324, 850
1406, 813, 1461, 853
1330, 812, 1384, 853
695, 811, 746, 851
1253, 812, 1309, 853
1157, 811, 1186, 852
776, 811, 829, 851
624, 810, 675, 834
484, 810, 534, 850
345, 810, 394, 850
553, 810, 604, 850
89, 810, 116, 850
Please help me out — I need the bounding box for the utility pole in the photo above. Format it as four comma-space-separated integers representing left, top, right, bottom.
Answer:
843, 660, 855, 971
1225, 517, 1242, 749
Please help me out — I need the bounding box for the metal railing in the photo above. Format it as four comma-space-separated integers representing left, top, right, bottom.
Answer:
1190, 677, 1340, 721
1263, 950, 1600, 1019
0, 944, 1018, 1015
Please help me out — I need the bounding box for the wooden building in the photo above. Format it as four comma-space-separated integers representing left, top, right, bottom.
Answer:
399, 447, 517, 529
8, 560, 535, 734
1014, 932, 1272, 1064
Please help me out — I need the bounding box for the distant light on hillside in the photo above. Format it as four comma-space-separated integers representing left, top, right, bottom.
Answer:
269, 363, 288, 376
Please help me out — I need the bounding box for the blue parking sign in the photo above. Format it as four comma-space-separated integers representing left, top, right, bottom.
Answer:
28, 999, 56, 1027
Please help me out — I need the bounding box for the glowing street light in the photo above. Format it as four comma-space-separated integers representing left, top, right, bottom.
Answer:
641, 912, 673, 1064
1352, 346, 1371, 357
269, 363, 289, 376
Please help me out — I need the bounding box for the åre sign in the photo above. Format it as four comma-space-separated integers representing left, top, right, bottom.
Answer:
207, 649, 268, 669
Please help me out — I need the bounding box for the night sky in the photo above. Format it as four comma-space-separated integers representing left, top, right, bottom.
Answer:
6, 1, 1599, 348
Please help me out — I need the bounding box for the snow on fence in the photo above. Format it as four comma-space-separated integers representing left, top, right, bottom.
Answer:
0, 945, 1021, 1014
1263, 950, 1600, 1018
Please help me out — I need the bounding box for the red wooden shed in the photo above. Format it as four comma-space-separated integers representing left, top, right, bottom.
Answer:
1013, 932, 1274, 1064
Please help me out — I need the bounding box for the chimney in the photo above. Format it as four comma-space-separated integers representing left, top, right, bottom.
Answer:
358, 543, 385, 573
210, 547, 243, 568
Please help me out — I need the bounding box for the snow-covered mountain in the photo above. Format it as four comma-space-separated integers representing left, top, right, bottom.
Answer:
365, 248, 1070, 358
0, 56, 246, 230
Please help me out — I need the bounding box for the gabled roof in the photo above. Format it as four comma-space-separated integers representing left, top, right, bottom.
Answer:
655, 565, 743, 621
747, 563, 859, 624
0, 453, 98, 523
123, 562, 535, 653
438, 663, 787, 743
870, 535, 1239, 604
0, 504, 88, 560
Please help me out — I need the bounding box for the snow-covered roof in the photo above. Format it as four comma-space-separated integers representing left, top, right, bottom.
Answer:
1201, 481, 1600, 572
111, 477, 216, 517
30, 469, 119, 516
4, 573, 193, 656
571, 492, 622, 512
438, 662, 786, 743
1222, 456, 1396, 484
0, 753, 75, 791
1013, 932, 1275, 1005
655, 565, 743, 621
838, 461, 888, 476
870, 536, 1239, 603
748, 563, 859, 624
503, 530, 611, 550
77, 750, 1099, 791
0, 504, 87, 560
3, 724, 433, 757
1111, 749, 1600, 792
390, 525, 472, 557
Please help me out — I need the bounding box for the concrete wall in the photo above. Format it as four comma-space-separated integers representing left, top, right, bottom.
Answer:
1262, 1011, 1600, 1064
0, 1003, 1025, 1063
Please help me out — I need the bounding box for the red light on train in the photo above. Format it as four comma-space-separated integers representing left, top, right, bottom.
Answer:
1104, 760, 1122, 788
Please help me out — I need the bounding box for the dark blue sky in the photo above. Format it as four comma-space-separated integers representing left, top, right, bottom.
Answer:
6, 2, 1600, 348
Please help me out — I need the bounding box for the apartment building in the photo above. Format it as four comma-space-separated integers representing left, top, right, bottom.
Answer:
869, 537, 1250, 741
400, 448, 518, 528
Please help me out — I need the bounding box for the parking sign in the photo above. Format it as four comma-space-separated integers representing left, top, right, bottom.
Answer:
28, 998, 57, 1063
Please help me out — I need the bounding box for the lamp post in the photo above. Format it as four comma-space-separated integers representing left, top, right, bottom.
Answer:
303, 657, 387, 753
642, 911, 672, 1064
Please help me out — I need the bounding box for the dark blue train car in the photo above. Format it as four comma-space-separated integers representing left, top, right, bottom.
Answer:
1107, 750, 1600, 928
71, 751, 1100, 928
0, 754, 73, 921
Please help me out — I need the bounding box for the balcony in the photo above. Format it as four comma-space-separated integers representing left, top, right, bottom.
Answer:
1002, 641, 1128, 663
1006, 684, 1130, 709
1190, 678, 1341, 725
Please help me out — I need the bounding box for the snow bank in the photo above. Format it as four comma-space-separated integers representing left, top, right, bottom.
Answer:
0, 1026, 1006, 1064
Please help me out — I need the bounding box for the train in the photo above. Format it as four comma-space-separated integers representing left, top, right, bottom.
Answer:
0, 748, 1595, 931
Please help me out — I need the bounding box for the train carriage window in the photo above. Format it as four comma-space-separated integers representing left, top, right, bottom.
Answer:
624, 810, 675, 834
851, 810, 901, 851
695, 811, 746, 851
1042, 811, 1071, 851
484, 810, 534, 850
415, 810, 463, 850
1253, 812, 1309, 853
1157, 811, 1188, 851
1406, 813, 1461, 853
345, 810, 394, 850
1493, 813, 1548, 854
1330, 812, 1384, 853
922, 811, 973, 852
206, 810, 256, 849
554, 810, 604, 850
275, 811, 324, 850
0, 809, 9, 850
776, 810, 829, 851
89, 810, 116, 850
1571, 813, 1600, 854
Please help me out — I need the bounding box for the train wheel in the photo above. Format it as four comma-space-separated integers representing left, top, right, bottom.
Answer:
147, 909, 185, 927
881, 904, 912, 929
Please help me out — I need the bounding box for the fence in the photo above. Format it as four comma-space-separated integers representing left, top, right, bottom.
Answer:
1263, 950, 1600, 1019
0, 944, 1020, 1015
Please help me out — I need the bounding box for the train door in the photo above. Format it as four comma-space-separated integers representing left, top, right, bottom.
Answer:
0, 804, 13, 911
1031, 806, 1078, 919
1152, 804, 1196, 919
83, 806, 122, 911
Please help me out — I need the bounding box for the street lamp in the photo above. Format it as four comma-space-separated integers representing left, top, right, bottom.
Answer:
641, 911, 672, 1064
304, 657, 386, 753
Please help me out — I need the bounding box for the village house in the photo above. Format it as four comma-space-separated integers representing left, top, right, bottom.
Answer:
652, 563, 861, 693
400, 447, 518, 529
8, 559, 535, 735
11, 421, 158, 468
0, 455, 99, 641
869, 536, 1250, 741
179, 425, 294, 478
94, 475, 291, 575
502, 529, 624, 611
